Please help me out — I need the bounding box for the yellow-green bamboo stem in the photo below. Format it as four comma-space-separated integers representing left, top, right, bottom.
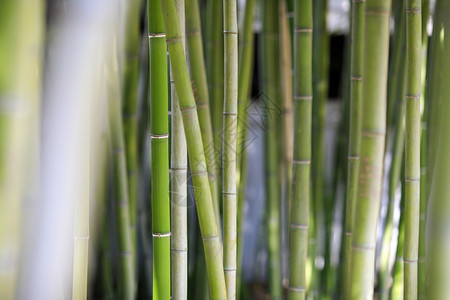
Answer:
158, 0, 227, 297
288, 0, 312, 299
122, 0, 141, 270
0, 0, 44, 297
223, 0, 238, 297
349, 0, 391, 298
168, 0, 188, 298
185, 0, 221, 240
343, 0, 365, 298
404, 0, 422, 298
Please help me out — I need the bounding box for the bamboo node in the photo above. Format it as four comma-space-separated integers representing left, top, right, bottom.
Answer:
345, 231, 352, 236
293, 159, 311, 165
166, 37, 182, 44
202, 235, 220, 240
148, 33, 166, 38
290, 223, 308, 230
351, 243, 375, 252
223, 30, 238, 35
224, 268, 237, 272
186, 28, 201, 36
223, 112, 238, 116
294, 95, 312, 100
350, 76, 363, 81
361, 130, 385, 138
73, 235, 90, 240
406, 8, 422, 14
365, 10, 390, 16
196, 103, 209, 108
352, 0, 365, 2
153, 232, 171, 238
348, 155, 360, 160
403, 258, 418, 263
406, 94, 420, 99
150, 134, 169, 139
222, 191, 237, 196
171, 248, 188, 253
294, 27, 313, 33
180, 105, 197, 113
288, 286, 306, 292
405, 177, 420, 182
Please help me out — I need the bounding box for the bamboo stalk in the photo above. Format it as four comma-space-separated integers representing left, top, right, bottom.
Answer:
148, 0, 171, 298
404, 0, 422, 298
122, 0, 141, 270
288, 0, 312, 299
223, 0, 238, 297
158, 0, 227, 297
106, 44, 135, 299
262, 0, 282, 298
236, 0, 256, 296
185, 0, 221, 241
170, 0, 187, 298
427, 2, 450, 299
343, 0, 365, 298
349, 0, 391, 298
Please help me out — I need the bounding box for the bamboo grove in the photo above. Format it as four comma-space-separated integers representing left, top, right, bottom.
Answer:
3, 0, 450, 299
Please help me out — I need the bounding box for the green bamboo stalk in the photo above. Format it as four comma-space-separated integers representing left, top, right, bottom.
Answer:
391, 193, 405, 300
148, 0, 171, 298
427, 2, 450, 299
349, 0, 391, 298
236, 0, 256, 296
279, 0, 293, 288
288, 0, 312, 299
417, 1, 429, 298
122, 0, 141, 270
185, 0, 221, 241
343, 0, 365, 298
404, 0, 422, 298
207, 0, 225, 171
311, 0, 328, 293
223, 0, 238, 297
0, 0, 44, 297
158, 0, 227, 298
168, 0, 188, 298
262, 0, 282, 298
378, 50, 406, 300
106, 44, 135, 299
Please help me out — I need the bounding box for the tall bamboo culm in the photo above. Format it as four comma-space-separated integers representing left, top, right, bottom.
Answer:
404, 0, 422, 298
349, 0, 391, 298
262, 0, 282, 298
288, 0, 312, 299
106, 44, 135, 300
170, 0, 188, 297
185, 0, 221, 239
148, 0, 171, 298
236, 0, 256, 296
343, 0, 365, 298
427, 1, 450, 299
122, 0, 141, 269
158, 0, 227, 298
223, 0, 238, 297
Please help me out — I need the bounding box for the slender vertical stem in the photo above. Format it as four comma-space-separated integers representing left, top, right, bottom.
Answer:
343, 0, 365, 298
236, 0, 256, 296
262, 0, 282, 298
222, 0, 238, 297
288, 0, 312, 299
122, 0, 141, 270
168, 0, 187, 298
185, 0, 221, 240
106, 47, 135, 300
404, 0, 422, 298
148, 0, 171, 298
158, 0, 227, 298
349, 0, 391, 298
